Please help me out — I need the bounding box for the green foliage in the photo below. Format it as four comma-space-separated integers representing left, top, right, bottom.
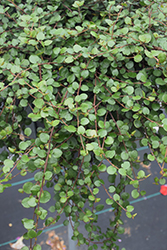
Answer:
0, 0, 167, 249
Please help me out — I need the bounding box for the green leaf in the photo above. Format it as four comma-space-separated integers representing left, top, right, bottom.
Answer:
162, 93, 167, 103
105, 136, 114, 145
107, 166, 117, 175
4, 159, 14, 168
52, 148, 62, 158
64, 125, 76, 133
97, 108, 106, 116
73, 44, 82, 52
140, 190, 146, 196
108, 186, 115, 193
130, 180, 139, 188
72, 82, 79, 91
131, 189, 140, 199
28, 229, 37, 239
51, 120, 60, 126
90, 31, 98, 38
91, 47, 99, 55
54, 183, 61, 191
137, 72, 147, 82
121, 27, 129, 35
63, 219, 69, 226
19, 141, 29, 150
121, 161, 130, 169
155, 78, 165, 85
0, 58, 4, 66
162, 118, 167, 125
134, 120, 142, 128
108, 40, 115, 47
139, 34, 151, 43
137, 170, 145, 178
134, 54, 142, 62
33, 244, 42, 250
125, 16, 132, 24
39, 133, 50, 143
34, 172, 43, 181
158, 52, 166, 63
3, 166, 10, 174
117, 226, 125, 234
20, 99, 28, 107
77, 126, 85, 135
67, 74, 75, 84
53, 47, 60, 55
67, 190, 74, 197
21, 247, 29, 250
162, 136, 167, 145
126, 205, 134, 212
41, 36, 51, 44
127, 99, 133, 107
98, 164, 106, 172
118, 168, 126, 176
88, 195, 95, 201
39, 208, 48, 220
30, 185, 40, 195
11, 65, 21, 73
73, 0, 84, 7
38, 190, 51, 203
96, 204, 104, 211
44, 171, 53, 181
28, 197, 37, 207
24, 128, 32, 136
65, 56, 74, 63
124, 86, 134, 95
23, 182, 33, 194
86, 143, 94, 151
81, 118, 89, 125
148, 154, 155, 161
81, 85, 89, 91
22, 198, 30, 208
121, 192, 130, 200
0, 185, 4, 193
159, 178, 166, 185
106, 198, 113, 205
98, 129, 107, 138
142, 107, 150, 115
22, 219, 34, 229
121, 151, 129, 160
81, 70, 89, 78
37, 32, 45, 40
83, 215, 90, 223
152, 103, 160, 111
113, 194, 120, 201
60, 197, 67, 203
49, 206, 55, 213
105, 150, 115, 159
29, 55, 40, 64
28, 113, 41, 122
152, 141, 159, 149
126, 212, 132, 218
57, 55, 66, 63
33, 99, 45, 109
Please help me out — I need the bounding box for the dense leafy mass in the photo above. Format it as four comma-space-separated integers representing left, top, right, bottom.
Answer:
0, 0, 167, 249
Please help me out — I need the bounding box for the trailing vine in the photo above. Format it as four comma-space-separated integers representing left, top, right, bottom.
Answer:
0, 0, 167, 249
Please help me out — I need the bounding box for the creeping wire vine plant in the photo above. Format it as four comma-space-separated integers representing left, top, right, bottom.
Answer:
0, 0, 167, 249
